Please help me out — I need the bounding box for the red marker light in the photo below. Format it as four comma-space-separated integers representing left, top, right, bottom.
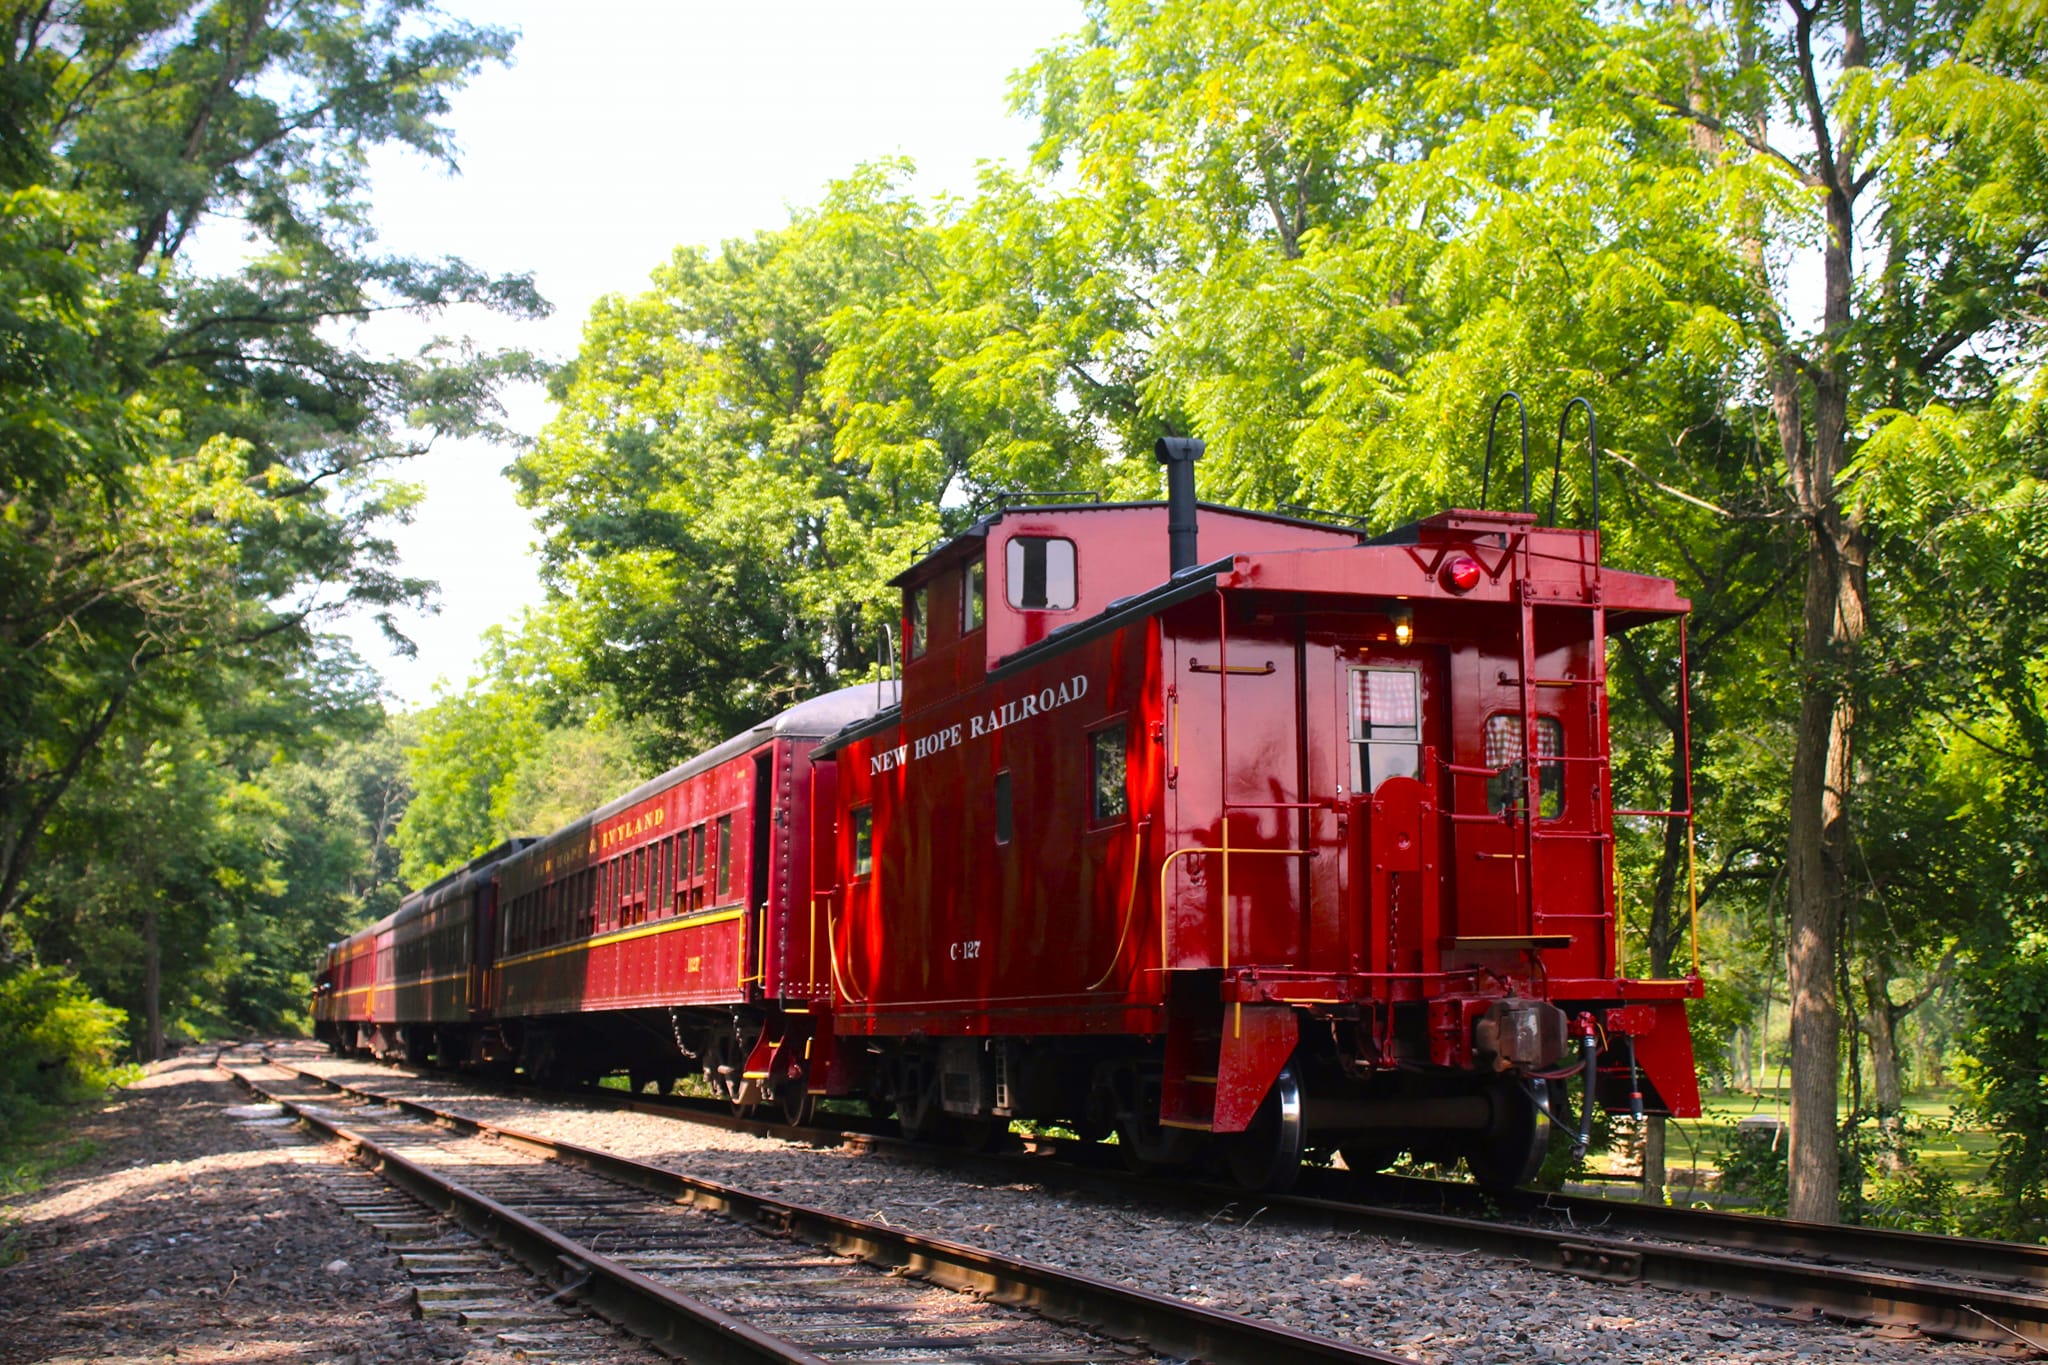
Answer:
1442, 555, 1483, 592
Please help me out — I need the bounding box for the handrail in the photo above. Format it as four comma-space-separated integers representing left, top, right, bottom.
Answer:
822, 897, 868, 1005
1087, 817, 1153, 991
1156, 844, 1314, 974
1550, 396, 1601, 532
1481, 390, 1531, 514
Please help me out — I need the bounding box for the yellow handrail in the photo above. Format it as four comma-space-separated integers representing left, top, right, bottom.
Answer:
1687, 814, 1701, 977
1087, 818, 1153, 990
823, 899, 869, 1004
1156, 843, 1314, 973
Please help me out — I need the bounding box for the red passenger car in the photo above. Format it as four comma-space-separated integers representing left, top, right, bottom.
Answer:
815, 440, 1703, 1189
484, 685, 880, 1118
313, 839, 533, 1060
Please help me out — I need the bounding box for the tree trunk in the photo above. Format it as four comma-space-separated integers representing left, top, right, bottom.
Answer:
144, 906, 163, 1063
1778, 0, 1870, 1229
1784, 512, 1866, 1224
1860, 961, 1904, 1117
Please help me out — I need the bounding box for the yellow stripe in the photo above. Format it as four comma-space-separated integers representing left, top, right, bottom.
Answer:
331, 966, 469, 1000
497, 905, 745, 969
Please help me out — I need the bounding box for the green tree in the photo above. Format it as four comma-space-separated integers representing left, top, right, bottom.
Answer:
1625, 0, 2048, 1223
1021, 0, 2046, 1223
17, 650, 403, 1050
519, 164, 1119, 760
0, 0, 541, 949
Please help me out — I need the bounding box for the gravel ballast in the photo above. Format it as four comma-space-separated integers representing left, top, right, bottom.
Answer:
289, 1046, 2024, 1365
0, 1052, 660, 1365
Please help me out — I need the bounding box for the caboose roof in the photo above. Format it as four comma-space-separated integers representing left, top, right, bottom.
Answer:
816, 554, 1237, 757
887, 499, 1361, 587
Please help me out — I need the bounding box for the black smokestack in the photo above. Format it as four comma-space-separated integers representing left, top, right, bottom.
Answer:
1154, 436, 1205, 573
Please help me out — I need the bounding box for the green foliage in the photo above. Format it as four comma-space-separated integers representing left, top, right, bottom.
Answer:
17, 662, 410, 1047
0, 967, 135, 1143
0, 1, 536, 1065
1717, 1122, 1791, 1214
1718, 1114, 1970, 1234
519, 164, 1123, 762
393, 608, 642, 881
0, 0, 538, 942
1955, 930, 2048, 1242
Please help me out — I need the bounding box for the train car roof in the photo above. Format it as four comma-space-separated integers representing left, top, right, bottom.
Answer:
500, 681, 887, 874
327, 836, 541, 950
888, 499, 1361, 588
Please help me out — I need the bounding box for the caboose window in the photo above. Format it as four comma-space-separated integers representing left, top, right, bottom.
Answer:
717, 814, 733, 897
1350, 667, 1422, 791
1006, 536, 1077, 610
994, 769, 1013, 844
962, 558, 985, 632
1090, 726, 1128, 821
1485, 714, 1564, 817
907, 584, 929, 658
852, 806, 873, 876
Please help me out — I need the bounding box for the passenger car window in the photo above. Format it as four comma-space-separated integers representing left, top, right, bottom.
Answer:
717, 814, 733, 897
1485, 714, 1564, 817
1006, 536, 1077, 610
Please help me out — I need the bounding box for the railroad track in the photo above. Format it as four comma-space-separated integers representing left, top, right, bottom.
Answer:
222, 1048, 1414, 1365
269, 1044, 2048, 1354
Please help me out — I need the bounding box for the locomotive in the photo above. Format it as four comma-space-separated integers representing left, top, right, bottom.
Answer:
316, 425, 1704, 1192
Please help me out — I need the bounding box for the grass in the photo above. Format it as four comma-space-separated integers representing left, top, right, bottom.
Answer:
1591, 1085, 2013, 1235
1649, 1085, 1996, 1181
0, 1107, 101, 1202
0, 1104, 103, 1269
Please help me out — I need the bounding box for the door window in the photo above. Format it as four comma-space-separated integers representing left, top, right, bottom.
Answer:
1350, 667, 1422, 791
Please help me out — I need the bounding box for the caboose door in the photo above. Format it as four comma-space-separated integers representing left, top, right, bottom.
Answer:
1334, 645, 1450, 979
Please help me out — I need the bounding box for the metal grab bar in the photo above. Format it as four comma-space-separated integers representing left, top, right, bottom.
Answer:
1549, 397, 1600, 531
1087, 817, 1153, 991
1482, 390, 1531, 513
1156, 844, 1314, 973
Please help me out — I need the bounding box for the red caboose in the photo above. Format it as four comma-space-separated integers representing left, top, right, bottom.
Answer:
485, 685, 880, 1117
816, 440, 1703, 1189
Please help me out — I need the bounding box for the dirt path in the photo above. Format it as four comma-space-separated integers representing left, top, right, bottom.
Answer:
0, 1052, 519, 1365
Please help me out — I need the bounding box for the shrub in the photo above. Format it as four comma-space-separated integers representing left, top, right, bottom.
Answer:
0, 967, 135, 1142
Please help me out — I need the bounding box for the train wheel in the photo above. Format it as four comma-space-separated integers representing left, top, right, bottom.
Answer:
1225, 1062, 1306, 1193
776, 1081, 816, 1128
1462, 1077, 1550, 1193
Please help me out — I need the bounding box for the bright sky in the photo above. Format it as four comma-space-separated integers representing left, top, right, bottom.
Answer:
342, 0, 1084, 707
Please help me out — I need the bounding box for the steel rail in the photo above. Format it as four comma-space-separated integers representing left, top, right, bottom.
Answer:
225, 1066, 833, 1365
278, 1048, 2048, 1350
235, 1056, 1416, 1365
1330, 1170, 2048, 1291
